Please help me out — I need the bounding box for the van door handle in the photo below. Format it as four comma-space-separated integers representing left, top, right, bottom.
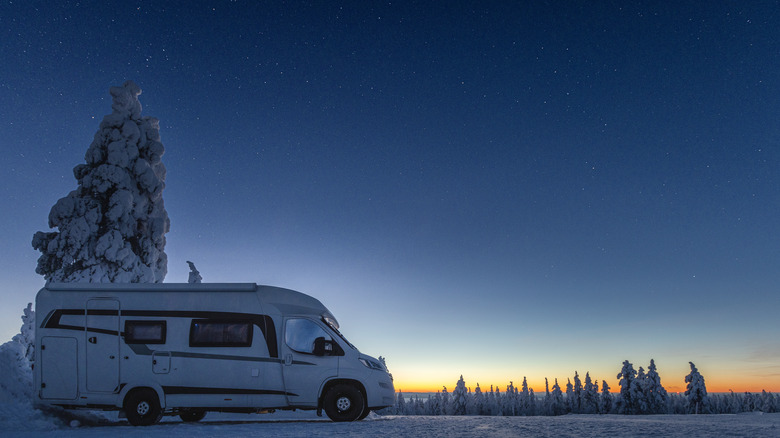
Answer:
284, 354, 292, 366
88, 337, 97, 344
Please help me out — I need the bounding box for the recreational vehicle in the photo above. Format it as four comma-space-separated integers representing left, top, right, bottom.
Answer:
33, 283, 394, 425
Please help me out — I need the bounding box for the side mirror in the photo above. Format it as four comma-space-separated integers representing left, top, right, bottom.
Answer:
313, 337, 334, 356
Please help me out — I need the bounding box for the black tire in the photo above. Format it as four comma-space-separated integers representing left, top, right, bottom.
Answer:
357, 408, 371, 420
322, 384, 365, 422
179, 410, 206, 422
124, 388, 163, 426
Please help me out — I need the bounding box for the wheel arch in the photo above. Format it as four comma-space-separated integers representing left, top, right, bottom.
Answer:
118, 383, 166, 410
319, 378, 366, 410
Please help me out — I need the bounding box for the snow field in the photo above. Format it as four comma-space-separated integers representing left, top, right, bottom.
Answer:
1, 410, 779, 438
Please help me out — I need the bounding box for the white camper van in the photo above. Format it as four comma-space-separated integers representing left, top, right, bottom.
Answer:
34, 283, 394, 425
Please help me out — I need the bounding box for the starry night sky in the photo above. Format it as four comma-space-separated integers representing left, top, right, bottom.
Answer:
2, 1, 779, 393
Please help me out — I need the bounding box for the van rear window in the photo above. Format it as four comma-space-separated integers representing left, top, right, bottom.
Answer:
125, 320, 166, 344
190, 319, 252, 347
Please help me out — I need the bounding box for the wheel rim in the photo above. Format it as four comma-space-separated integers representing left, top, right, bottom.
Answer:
136, 401, 150, 416
336, 396, 352, 412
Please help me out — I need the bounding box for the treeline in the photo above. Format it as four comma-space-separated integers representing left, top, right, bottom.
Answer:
383, 360, 779, 416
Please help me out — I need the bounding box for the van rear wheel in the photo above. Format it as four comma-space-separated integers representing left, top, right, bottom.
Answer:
322, 384, 365, 422
179, 410, 206, 422
124, 389, 162, 426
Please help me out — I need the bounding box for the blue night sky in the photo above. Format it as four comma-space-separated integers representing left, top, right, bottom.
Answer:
2, 1, 779, 393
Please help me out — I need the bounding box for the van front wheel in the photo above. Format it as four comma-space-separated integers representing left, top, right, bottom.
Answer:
124, 389, 162, 426
322, 384, 365, 422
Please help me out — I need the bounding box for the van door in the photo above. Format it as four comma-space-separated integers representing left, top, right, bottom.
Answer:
40, 336, 78, 399
86, 299, 120, 392
281, 317, 339, 406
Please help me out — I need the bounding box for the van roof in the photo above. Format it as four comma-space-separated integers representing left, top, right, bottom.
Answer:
41, 283, 339, 326
45, 282, 258, 292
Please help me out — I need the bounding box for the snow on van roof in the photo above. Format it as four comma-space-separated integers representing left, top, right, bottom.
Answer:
42, 283, 338, 323
45, 282, 259, 292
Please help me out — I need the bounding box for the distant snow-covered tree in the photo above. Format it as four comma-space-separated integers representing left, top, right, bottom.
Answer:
411, 395, 425, 415
32, 80, 170, 283
187, 261, 202, 283
504, 381, 518, 416
0, 305, 38, 402
565, 378, 574, 414
600, 380, 613, 414
550, 378, 566, 416
631, 366, 648, 414
684, 362, 710, 414
742, 392, 757, 412
582, 372, 599, 414
482, 385, 493, 416
761, 390, 777, 413
543, 378, 551, 415
429, 391, 443, 415
441, 386, 451, 415
473, 383, 485, 415
616, 360, 637, 414
645, 359, 669, 414
395, 391, 406, 414
16, 303, 35, 364
493, 385, 502, 416
572, 371, 583, 413
520, 377, 533, 416
451, 375, 468, 415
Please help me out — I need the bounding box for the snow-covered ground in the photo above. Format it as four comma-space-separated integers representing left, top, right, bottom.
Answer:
1, 407, 778, 438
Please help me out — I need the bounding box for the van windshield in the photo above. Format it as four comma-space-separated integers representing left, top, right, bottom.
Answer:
323, 317, 356, 350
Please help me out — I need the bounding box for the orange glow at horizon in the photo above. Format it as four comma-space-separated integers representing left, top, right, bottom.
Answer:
392, 377, 780, 395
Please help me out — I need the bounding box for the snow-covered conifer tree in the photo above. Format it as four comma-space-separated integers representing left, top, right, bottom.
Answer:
645, 359, 669, 414
550, 378, 565, 416
494, 386, 502, 416
485, 385, 497, 416
418, 394, 430, 415
684, 362, 710, 414
0, 305, 38, 402
572, 371, 583, 413
411, 395, 425, 415
32, 81, 170, 283
16, 304, 35, 364
473, 383, 485, 415
742, 392, 756, 412
543, 378, 551, 415
430, 391, 443, 415
631, 366, 648, 414
565, 378, 574, 414
761, 392, 772, 414
451, 375, 468, 415
504, 381, 518, 416
187, 261, 202, 283
520, 377, 531, 416
600, 380, 613, 414
408, 394, 419, 415
616, 360, 637, 414
724, 390, 739, 414
441, 386, 451, 415
395, 391, 406, 415
582, 372, 599, 414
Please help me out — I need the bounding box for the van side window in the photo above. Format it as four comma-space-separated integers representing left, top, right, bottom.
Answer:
125, 320, 166, 344
285, 318, 332, 354
190, 319, 252, 347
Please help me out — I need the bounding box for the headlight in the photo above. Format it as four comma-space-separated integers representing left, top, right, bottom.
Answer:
359, 358, 385, 371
